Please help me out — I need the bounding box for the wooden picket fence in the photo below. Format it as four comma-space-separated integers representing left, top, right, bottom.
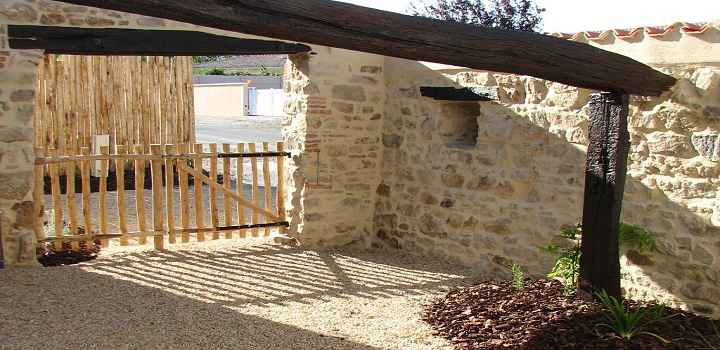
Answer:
33, 55, 195, 157
33, 142, 288, 251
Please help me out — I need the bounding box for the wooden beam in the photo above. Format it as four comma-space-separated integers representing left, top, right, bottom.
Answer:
579, 92, 629, 300
56, 0, 675, 95
8, 25, 311, 56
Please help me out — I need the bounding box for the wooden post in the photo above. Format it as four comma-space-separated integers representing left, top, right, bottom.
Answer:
579, 92, 630, 301
115, 145, 129, 245
248, 143, 259, 237
276, 142, 287, 235
99, 146, 109, 247
178, 144, 190, 243
165, 144, 177, 244
33, 149, 46, 241
48, 149, 64, 251
150, 144, 165, 250
134, 144, 147, 244
209, 144, 219, 240
80, 147, 93, 248
236, 143, 245, 237
193, 143, 205, 241
262, 142, 272, 236
222, 143, 232, 239
65, 148, 79, 251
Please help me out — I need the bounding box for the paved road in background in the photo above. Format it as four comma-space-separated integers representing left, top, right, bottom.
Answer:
195, 115, 282, 144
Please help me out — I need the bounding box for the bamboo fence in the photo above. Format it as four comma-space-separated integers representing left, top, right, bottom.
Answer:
33, 55, 195, 157
34, 143, 288, 251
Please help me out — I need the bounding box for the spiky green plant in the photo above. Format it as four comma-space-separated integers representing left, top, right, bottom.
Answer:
540, 225, 581, 295
594, 290, 670, 344
619, 223, 659, 254
511, 262, 524, 291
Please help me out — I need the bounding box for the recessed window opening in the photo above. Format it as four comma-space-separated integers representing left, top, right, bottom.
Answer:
438, 102, 480, 149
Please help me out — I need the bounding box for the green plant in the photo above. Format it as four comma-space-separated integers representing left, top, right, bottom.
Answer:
540, 223, 659, 296
594, 290, 670, 344
511, 262, 524, 291
619, 223, 659, 254
541, 225, 581, 295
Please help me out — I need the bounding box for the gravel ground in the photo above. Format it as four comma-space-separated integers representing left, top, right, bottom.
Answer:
0, 239, 484, 350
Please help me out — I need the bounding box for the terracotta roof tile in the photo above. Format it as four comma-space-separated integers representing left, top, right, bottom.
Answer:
551, 21, 719, 41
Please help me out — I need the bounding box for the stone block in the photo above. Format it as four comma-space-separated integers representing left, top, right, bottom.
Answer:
332, 85, 366, 102
691, 133, 719, 161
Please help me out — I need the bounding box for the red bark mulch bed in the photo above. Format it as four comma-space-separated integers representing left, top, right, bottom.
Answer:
424, 279, 720, 350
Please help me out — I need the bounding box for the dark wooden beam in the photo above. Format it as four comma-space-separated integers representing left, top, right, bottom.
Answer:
7, 25, 311, 56
579, 92, 630, 300
420, 87, 495, 101
56, 0, 675, 96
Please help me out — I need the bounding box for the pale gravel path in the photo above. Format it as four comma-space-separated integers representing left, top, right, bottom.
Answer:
0, 239, 485, 350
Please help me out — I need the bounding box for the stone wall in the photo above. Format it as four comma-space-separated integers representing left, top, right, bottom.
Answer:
374, 59, 720, 317
0, 26, 43, 265
283, 48, 386, 248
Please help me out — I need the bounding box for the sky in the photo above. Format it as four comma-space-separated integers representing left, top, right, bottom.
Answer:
338, 0, 720, 33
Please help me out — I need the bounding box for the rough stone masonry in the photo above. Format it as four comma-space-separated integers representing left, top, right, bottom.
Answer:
1, 0, 719, 319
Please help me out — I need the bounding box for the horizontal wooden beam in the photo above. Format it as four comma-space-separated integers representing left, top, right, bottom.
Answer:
8, 25, 311, 56
56, 0, 675, 95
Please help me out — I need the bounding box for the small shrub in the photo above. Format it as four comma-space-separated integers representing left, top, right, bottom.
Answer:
511, 263, 524, 291
619, 223, 659, 254
540, 225, 581, 295
594, 290, 670, 343
206, 67, 226, 75
540, 222, 659, 296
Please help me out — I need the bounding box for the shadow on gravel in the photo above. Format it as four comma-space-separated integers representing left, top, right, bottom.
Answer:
1, 244, 474, 349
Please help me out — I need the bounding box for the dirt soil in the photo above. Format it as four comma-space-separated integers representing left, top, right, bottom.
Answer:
424, 279, 720, 350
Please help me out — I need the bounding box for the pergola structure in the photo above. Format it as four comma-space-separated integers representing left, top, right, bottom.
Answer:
6, 0, 676, 299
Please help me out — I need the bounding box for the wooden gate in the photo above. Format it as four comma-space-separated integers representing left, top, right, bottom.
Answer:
34, 142, 288, 251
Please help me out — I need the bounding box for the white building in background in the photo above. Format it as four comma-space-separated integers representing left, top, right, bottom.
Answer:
193, 75, 285, 118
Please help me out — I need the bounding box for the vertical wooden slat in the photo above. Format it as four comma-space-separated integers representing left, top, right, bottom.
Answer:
165, 144, 177, 244
99, 146, 109, 247
222, 143, 232, 239
249, 143, 259, 237
276, 142, 287, 234
134, 144, 147, 244
48, 149, 64, 251
236, 143, 246, 238
262, 142, 272, 236
193, 143, 205, 241
178, 144, 191, 243
65, 147, 79, 251
33, 149, 46, 241
150, 144, 165, 250
115, 145, 129, 245
209, 144, 219, 240
80, 147, 93, 247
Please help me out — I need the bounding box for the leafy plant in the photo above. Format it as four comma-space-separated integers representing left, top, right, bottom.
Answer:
540, 223, 660, 296
594, 290, 670, 344
206, 67, 227, 76
619, 223, 659, 254
511, 262, 524, 291
540, 225, 581, 295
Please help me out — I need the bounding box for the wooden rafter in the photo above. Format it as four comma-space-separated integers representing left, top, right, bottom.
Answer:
8, 25, 311, 56
57, 0, 675, 95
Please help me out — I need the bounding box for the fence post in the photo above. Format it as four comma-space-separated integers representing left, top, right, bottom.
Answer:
150, 144, 165, 250
262, 142, 272, 237
193, 143, 205, 241
33, 148, 46, 241
209, 144, 219, 240
99, 146, 109, 247
165, 144, 177, 244
276, 142, 287, 235
134, 144, 147, 244
115, 145, 129, 245
80, 147, 93, 248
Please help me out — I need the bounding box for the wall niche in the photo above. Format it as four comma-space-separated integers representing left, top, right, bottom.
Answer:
438, 102, 480, 148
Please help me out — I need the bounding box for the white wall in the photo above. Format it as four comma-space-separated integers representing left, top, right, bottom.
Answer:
248, 88, 286, 116
194, 83, 248, 118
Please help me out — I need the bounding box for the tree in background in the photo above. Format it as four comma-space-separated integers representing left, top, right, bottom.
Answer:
409, 0, 544, 32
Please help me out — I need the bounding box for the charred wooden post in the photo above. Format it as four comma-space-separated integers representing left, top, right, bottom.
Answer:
579, 92, 630, 300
